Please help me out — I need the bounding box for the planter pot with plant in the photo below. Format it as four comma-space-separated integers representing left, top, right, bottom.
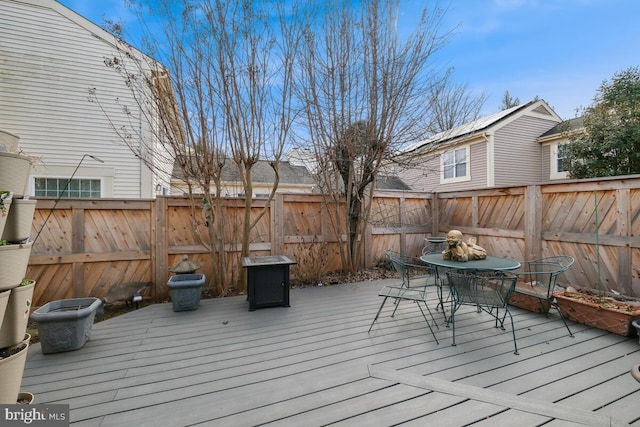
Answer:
0, 241, 33, 291
553, 289, 640, 336
1, 197, 36, 243
0, 333, 30, 404
17, 392, 34, 404
0, 280, 35, 349
0, 289, 9, 332
0, 192, 12, 238
0, 152, 31, 197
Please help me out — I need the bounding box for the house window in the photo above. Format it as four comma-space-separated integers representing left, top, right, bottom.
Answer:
550, 143, 569, 180
34, 178, 101, 198
441, 147, 469, 182
557, 144, 568, 173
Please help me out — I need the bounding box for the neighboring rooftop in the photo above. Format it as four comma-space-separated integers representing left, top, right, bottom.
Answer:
539, 116, 585, 139
172, 159, 316, 186
402, 101, 536, 154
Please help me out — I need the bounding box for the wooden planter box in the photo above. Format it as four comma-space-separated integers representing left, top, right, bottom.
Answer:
509, 282, 552, 313
509, 293, 551, 314
554, 291, 640, 336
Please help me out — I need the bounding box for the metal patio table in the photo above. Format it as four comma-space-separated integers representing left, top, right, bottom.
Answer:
420, 253, 521, 321
420, 253, 521, 272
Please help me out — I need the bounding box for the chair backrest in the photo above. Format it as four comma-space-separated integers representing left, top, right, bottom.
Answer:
446, 271, 518, 308
385, 249, 435, 287
520, 256, 574, 298
385, 249, 419, 264
385, 250, 412, 287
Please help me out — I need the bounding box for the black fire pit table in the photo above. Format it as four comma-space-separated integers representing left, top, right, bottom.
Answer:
241, 255, 297, 311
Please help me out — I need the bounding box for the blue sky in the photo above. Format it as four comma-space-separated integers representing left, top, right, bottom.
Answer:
59, 0, 639, 120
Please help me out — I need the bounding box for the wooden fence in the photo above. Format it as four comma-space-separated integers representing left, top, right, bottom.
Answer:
26, 175, 640, 306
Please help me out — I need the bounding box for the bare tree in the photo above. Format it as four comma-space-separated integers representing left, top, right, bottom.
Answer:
93, 0, 303, 294
425, 69, 487, 134
499, 90, 520, 110
295, 0, 454, 274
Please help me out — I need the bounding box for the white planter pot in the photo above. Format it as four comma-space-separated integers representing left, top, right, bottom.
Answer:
0, 289, 10, 335
0, 198, 11, 238
0, 152, 31, 197
0, 280, 35, 349
0, 242, 33, 291
2, 198, 36, 243
0, 334, 30, 404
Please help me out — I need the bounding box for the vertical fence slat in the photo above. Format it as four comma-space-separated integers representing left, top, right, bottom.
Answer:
525, 185, 541, 261
153, 197, 167, 297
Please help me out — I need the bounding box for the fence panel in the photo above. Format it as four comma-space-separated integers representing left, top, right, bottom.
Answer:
25, 176, 640, 306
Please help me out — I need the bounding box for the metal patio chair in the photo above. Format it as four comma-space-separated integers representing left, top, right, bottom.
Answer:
386, 248, 445, 317
385, 249, 438, 289
421, 244, 450, 314
512, 256, 575, 337
368, 251, 439, 344
446, 271, 519, 354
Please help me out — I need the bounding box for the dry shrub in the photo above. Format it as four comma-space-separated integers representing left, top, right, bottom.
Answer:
290, 238, 329, 286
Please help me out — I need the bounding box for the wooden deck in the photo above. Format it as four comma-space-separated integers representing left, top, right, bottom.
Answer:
23, 278, 640, 426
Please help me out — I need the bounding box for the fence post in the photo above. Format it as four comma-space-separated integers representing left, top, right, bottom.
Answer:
524, 185, 541, 261
431, 193, 440, 236
617, 188, 631, 295
71, 207, 84, 297
153, 196, 168, 298
271, 193, 284, 255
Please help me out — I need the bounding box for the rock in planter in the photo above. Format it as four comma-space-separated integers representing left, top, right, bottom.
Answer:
167, 273, 205, 312
30, 297, 102, 354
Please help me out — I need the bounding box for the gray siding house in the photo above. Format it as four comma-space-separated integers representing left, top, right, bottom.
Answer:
0, 0, 172, 198
396, 100, 563, 192
171, 159, 318, 197
537, 117, 584, 181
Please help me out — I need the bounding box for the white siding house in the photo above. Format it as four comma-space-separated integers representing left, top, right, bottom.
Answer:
0, 0, 173, 198
396, 100, 563, 192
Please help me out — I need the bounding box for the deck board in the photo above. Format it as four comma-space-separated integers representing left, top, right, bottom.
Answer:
22, 278, 640, 426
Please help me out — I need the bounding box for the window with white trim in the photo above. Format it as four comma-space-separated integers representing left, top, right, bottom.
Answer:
550, 143, 569, 180
557, 144, 568, 173
441, 146, 469, 182
34, 178, 101, 198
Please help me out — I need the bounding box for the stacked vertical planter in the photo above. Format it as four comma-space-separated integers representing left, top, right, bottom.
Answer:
0, 135, 36, 404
